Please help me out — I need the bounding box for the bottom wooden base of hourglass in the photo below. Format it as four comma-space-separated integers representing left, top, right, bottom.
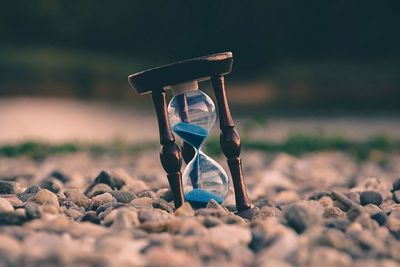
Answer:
234, 206, 259, 220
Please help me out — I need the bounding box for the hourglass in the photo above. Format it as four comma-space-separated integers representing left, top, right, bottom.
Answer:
128, 52, 255, 218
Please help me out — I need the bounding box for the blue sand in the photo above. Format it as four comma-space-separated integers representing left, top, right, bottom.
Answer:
185, 188, 223, 208
172, 122, 208, 149
173, 122, 209, 188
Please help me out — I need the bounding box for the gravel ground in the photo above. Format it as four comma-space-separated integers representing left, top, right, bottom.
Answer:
0, 150, 400, 267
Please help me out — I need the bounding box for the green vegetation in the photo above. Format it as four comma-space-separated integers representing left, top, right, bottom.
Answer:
1, 135, 399, 162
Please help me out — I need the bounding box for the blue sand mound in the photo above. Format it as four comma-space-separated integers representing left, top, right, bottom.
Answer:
185, 188, 223, 208
172, 122, 208, 148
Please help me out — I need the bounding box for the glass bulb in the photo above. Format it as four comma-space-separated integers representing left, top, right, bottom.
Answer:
168, 89, 229, 208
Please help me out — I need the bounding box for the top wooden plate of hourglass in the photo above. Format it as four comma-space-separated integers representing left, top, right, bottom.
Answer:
128, 52, 233, 95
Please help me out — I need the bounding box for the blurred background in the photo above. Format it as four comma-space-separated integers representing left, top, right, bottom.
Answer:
1, 0, 400, 145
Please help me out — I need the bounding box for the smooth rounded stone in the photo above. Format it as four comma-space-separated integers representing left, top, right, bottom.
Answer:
318, 196, 334, 208
89, 192, 114, 210
353, 177, 391, 200
25, 202, 42, 220
0, 194, 23, 208
282, 202, 321, 234
209, 224, 251, 247
325, 218, 351, 232
203, 216, 223, 228
387, 216, 400, 239
145, 247, 201, 267
131, 197, 153, 208
93, 170, 117, 189
393, 191, 400, 204
0, 234, 22, 263
64, 189, 90, 209
138, 190, 157, 199
0, 211, 26, 225
360, 191, 383, 206
121, 180, 149, 194
109, 190, 136, 203
17, 185, 41, 202
81, 211, 100, 224
355, 212, 380, 230
85, 183, 113, 198
253, 198, 276, 208
49, 170, 70, 183
371, 211, 388, 226
273, 191, 300, 207
108, 208, 140, 230
59, 198, 82, 211
64, 208, 84, 220
0, 181, 21, 194
253, 206, 282, 220
362, 204, 381, 215
175, 202, 195, 217
39, 178, 64, 193
323, 206, 346, 218
96, 202, 126, 216
28, 189, 60, 207
308, 247, 352, 267
153, 198, 174, 213
0, 197, 14, 212
392, 178, 400, 191
139, 209, 172, 223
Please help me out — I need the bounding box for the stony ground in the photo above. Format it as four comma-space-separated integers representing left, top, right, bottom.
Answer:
1, 150, 400, 267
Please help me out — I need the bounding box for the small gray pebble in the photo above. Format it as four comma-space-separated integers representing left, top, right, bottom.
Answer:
0, 181, 21, 194
109, 190, 136, 203
25, 202, 42, 220
360, 191, 383, 206
17, 185, 41, 202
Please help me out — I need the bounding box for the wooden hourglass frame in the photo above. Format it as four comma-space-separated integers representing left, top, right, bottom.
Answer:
128, 52, 254, 218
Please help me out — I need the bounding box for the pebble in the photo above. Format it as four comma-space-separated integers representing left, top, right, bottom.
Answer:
64, 189, 90, 209
17, 185, 41, 202
131, 197, 153, 208
81, 211, 100, 224
323, 206, 346, 218
370, 211, 388, 226
49, 170, 70, 183
0, 197, 14, 212
0, 194, 23, 208
89, 192, 114, 210
0, 211, 26, 225
153, 198, 174, 213
39, 178, 63, 193
137, 190, 157, 199
253, 206, 281, 220
0, 181, 21, 194
0, 235, 22, 263
393, 191, 400, 204
325, 218, 351, 232
108, 208, 140, 230
360, 191, 383, 206
392, 178, 400, 191
174, 202, 194, 217
283, 202, 321, 234
109, 190, 136, 203
27, 189, 60, 207
203, 216, 222, 228
85, 183, 113, 198
25, 202, 42, 220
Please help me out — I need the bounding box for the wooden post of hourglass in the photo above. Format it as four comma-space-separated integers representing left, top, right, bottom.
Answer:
211, 75, 253, 213
151, 90, 185, 208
